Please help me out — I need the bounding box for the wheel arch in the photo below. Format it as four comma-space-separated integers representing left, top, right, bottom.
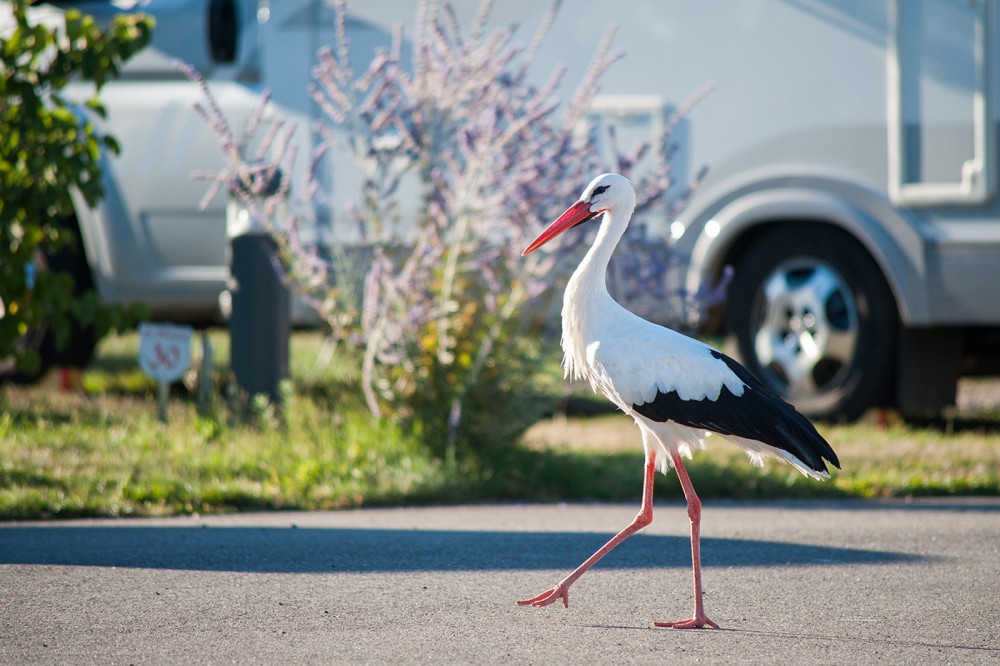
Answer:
682, 177, 928, 332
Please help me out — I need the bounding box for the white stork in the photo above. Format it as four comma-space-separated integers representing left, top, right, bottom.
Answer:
517, 173, 839, 629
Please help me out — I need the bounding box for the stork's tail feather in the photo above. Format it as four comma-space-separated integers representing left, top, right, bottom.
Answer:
711, 351, 839, 475
714, 351, 839, 475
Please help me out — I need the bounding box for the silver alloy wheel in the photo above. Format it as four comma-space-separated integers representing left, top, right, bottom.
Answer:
752, 257, 859, 398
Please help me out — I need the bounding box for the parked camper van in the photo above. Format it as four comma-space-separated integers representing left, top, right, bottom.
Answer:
11, 0, 1000, 421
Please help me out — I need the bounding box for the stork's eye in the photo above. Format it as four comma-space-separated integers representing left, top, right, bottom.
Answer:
592, 185, 609, 196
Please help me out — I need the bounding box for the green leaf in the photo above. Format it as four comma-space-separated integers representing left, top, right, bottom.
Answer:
102, 135, 120, 155
65, 12, 83, 43
84, 98, 107, 119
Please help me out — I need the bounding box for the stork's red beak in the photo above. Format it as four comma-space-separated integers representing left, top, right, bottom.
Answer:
522, 201, 598, 256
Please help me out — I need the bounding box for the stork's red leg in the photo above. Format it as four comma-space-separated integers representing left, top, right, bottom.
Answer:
653, 450, 718, 629
517, 454, 658, 609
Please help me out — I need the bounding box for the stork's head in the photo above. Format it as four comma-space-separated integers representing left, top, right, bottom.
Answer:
522, 173, 636, 256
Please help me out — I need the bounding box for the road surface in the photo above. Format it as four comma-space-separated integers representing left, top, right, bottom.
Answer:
2, 500, 998, 664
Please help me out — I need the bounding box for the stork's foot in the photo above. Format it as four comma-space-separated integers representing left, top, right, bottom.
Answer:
517, 584, 569, 608
652, 614, 719, 630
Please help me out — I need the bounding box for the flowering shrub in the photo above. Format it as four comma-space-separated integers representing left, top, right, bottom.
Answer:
189, 0, 715, 460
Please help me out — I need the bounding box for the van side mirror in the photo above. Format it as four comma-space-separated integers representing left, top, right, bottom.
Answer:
208, 0, 238, 63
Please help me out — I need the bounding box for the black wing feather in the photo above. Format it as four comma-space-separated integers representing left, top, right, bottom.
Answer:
633, 350, 840, 474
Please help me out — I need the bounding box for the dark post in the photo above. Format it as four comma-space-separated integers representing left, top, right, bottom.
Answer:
226, 170, 289, 411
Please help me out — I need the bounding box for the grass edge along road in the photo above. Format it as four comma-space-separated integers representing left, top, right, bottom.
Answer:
1, 331, 998, 519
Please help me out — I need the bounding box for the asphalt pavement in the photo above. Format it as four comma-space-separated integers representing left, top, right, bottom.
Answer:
1, 499, 998, 665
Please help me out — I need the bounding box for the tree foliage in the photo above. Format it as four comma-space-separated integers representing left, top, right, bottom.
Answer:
0, 0, 152, 373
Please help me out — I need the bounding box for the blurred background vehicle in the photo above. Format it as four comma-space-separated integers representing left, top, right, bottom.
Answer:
13, 0, 1000, 421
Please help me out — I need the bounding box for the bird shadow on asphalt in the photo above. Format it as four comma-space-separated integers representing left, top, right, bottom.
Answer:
0, 526, 922, 573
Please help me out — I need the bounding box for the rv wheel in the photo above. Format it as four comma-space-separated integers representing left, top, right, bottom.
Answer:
725, 227, 897, 421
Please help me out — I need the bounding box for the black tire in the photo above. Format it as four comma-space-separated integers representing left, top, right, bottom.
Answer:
725, 226, 897, 421
0, 223, 98, 384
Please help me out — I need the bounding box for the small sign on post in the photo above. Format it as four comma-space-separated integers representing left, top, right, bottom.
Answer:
138, 322, 193, 422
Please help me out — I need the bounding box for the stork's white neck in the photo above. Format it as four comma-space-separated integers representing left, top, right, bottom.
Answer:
566, 213, 621, 302
560, 207, 633, 382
